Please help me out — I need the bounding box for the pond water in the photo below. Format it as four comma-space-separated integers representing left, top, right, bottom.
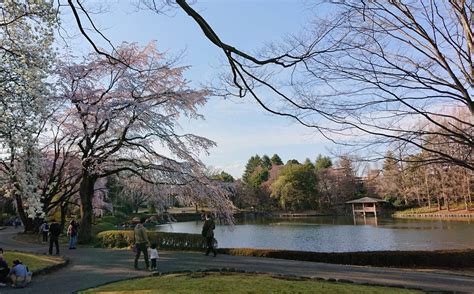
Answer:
154, 216, 474, 252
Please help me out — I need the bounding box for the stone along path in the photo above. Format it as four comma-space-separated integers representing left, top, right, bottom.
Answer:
1, 227, 474, 293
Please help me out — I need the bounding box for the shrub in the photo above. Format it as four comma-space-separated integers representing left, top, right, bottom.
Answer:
92, 222, 117, 235
96, 230, 209, 250
0, 213, 11, 226
99, 215, 122, 224
218, 248, 474, 268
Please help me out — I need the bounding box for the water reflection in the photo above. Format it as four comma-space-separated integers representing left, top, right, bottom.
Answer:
353, 215, 378, 226
155, 216, 474, 252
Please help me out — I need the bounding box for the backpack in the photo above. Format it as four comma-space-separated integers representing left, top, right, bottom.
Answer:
43, 223, 49, 231
68, 224, 77, 236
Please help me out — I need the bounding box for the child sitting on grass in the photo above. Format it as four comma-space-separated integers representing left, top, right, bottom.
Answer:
148, 243, 159, 271
8, 260, 32, 288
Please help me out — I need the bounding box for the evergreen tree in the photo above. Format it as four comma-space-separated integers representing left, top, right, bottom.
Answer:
242, 155, 262, 184
211, 171, 235, 183
247, 166, 269, 188
270, 162, 318, 211
262, 155, 272, 169
270, 154, 283, 165
304, 158, 315, 169
315, 155, 332, 170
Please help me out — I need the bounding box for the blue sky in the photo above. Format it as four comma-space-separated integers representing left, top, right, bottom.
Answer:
63, 0, 333, 178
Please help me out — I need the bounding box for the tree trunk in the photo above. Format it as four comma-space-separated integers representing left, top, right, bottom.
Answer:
79, 174, 96, 244
425, 174, 431, 209
468, 175, 472, 209
15, 195, 34, 232
60, 203, 68, 232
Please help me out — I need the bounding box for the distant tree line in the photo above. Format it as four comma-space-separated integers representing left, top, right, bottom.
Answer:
213, 154, 364, 212
215, 147, 472, 213
375, 150, 473, 211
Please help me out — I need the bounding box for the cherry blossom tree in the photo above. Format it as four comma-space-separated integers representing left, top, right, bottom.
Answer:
118, 175, 156, 213
0, 1, 56, 230
37, 125, 82, 219
56, 42, 234, 243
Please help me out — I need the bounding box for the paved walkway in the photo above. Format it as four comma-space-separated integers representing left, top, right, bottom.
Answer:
1, 227, 474, 293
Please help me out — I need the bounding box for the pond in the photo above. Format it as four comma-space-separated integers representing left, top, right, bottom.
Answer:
154, 216, 474, 252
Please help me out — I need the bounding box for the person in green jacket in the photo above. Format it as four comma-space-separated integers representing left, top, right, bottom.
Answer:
133, 217, 150, 270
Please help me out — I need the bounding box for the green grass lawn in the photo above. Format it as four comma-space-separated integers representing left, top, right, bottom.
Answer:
80, 272, 422, 294
3, 251, 63, 272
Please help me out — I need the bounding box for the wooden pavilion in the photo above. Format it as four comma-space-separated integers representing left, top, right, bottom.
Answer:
346, 197, 387, 217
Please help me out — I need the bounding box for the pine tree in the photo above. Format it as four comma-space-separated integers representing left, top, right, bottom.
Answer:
242, 155, 262, 184
270, 154, 283, 165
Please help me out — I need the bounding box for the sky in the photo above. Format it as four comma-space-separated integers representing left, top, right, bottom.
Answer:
61, 0, 334, 178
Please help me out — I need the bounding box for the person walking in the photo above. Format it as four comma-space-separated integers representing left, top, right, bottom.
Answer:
39, 221, 49, 244
148, 243, 159, 271
67, 220, 78, 249
133, 217, 150, 270
14, 217, 21, 229
201, 214, 217, 257
48, 219, 61, 255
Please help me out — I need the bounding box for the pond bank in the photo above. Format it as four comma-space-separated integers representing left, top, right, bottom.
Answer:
220, 248, 474, 269
273, 212, 333, 217
393, 213, 474, 220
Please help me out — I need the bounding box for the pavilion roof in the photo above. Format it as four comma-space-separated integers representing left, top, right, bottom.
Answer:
345, 197, 387, 204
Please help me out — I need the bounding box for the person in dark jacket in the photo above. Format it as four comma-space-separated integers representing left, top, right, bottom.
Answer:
48, 219, 61, 255
201, 214, 217, 257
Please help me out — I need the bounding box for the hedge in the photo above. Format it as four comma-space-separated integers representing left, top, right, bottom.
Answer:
96, 230, 209, 250
219, 248, 474, 268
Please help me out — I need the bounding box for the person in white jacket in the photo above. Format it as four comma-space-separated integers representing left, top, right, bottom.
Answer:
148, 243, 159, 270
